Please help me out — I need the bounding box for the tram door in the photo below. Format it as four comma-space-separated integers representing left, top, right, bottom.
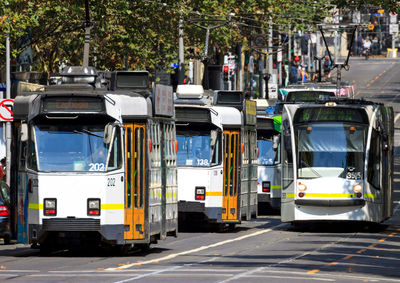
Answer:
124, 123, 146, 240
222, 131, 240, 221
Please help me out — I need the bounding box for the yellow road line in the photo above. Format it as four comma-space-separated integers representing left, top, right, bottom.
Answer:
388, 233, 396, 237
375, 76, 379, 79
307, 269, 320, 274
356, 249, 366, 254
379, 238, 386, 242
343, 255, 353, 260
368, 243, 377, 248
327, 262, 338, 266
366, 84, 371, 87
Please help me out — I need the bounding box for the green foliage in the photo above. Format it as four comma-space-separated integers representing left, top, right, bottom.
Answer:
0, 0, 397, 74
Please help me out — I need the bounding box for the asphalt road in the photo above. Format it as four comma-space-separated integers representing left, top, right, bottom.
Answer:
0, 58, 399, 282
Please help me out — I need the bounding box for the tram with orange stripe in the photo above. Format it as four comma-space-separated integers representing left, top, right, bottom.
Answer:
281, 99, 394, 224
12, 67, 177, 253
175, 86, 257, 227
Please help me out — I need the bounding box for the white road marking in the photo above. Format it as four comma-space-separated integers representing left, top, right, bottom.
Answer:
395, 113, 400, 124
113, 257, 217, 283
217, 232, 355, 283
106, 226, 278, 271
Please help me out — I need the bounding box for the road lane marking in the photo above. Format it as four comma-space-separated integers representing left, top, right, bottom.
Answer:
107, 227, 275, 271
366, 84, 371, 87
355, 91, 360, 96
375, 76, 379, 79
327, 262, 338, 266
394, 113, 400, 123
388, 233, 396, 237
356, 249, 366, 254
368, 244, 377, 248
308, 269, 320, 274
113, 258, 217, 283
343, 255, 353, 260
379, 238, 386, 242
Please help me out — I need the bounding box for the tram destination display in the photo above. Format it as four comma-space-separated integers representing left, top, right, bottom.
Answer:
42, 96, 105, 113
294, 107, 368, 123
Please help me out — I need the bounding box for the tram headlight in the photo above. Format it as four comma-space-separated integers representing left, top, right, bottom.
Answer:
297, 183, 307, 192
87, 199, 101, 216
353, 184, 363, 193
44, 198, 57, 216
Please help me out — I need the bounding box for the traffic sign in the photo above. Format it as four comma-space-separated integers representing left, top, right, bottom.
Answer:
253, 34, 267, 48
389, 24, 399, 35
0, 99, 14, 121
368, 24, 374, 30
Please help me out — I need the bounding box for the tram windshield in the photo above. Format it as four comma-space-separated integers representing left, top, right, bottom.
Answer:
176, 129, 220, 167
257, 133, 280, 166
295, 122, 367, 179
32, 124, 122, 172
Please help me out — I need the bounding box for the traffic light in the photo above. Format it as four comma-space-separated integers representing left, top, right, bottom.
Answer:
223, 65, 229, 81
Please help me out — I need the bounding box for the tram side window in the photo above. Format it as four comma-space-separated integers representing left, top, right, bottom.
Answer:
368, 129, 381, 190
19, 141, 27, 170
210, 131, 221, 166
108, 127, 122, 170
27, 136, 38, 171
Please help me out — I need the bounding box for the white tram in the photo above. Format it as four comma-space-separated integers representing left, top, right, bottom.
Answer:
255, 100, 282, 209
12, 67, 177, 252
281, 99, 394, 223
175, 86, 257, 226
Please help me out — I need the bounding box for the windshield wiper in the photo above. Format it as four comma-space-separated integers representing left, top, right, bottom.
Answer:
73, 129, 103, 138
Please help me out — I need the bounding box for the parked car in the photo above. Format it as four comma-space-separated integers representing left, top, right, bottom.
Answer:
0, 181, 10, 244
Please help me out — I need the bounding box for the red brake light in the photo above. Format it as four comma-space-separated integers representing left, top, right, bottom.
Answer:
0, 205, 9, 216
44, 209, 56, 216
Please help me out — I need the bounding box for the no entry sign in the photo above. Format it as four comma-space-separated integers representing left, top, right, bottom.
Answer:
0, 99, 14, 121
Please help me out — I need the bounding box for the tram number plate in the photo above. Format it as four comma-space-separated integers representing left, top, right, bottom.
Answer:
346, 167, 361, 180
107, 178, 116, 187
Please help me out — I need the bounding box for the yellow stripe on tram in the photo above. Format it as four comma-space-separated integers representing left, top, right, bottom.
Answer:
364, 194, 375, 199
28, 203, 43, 210
206, 192, 223, 197
286, 193, 296, 198
101, 204, 124, 210
271, 185, 281, 189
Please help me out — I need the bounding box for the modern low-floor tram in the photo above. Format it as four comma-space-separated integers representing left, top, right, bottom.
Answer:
280, 99, 394, 224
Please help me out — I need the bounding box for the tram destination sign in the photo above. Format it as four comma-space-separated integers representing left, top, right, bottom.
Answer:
154, 84, 173, 117
42, 97, 104, 113
295, 107, 368, 124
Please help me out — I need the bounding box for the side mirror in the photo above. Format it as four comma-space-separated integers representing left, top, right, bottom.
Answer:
104, 124, 114, 144
21, 123, 28, 142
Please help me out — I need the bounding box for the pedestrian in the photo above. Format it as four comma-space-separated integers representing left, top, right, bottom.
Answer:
323, 56, 331, 81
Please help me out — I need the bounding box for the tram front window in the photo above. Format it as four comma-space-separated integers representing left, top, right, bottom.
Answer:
32, 124, 122, 172
296, 123, 366, 179
257, 134, 280, 166
176, 129, 220, 167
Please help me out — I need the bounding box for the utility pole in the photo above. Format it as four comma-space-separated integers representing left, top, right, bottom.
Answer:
178, 13, 185, 84
267, 19, 273, 98
288, 25, 291, 65
192, 22, 225, 89
5, 32, 11, 186
82, 0, 92, 67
